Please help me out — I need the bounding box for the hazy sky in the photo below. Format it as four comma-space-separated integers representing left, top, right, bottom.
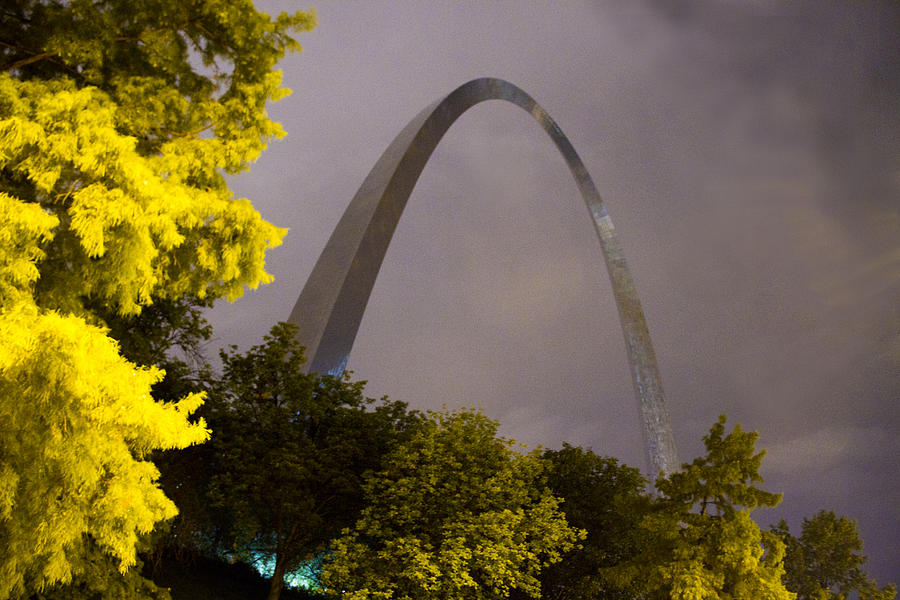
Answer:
208, 0, 900, 583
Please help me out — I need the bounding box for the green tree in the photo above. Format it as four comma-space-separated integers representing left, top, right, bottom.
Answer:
320, 409, 585, 600
532, 445, 650, 600
0, 1, 315, 597
771, 510, 896, 600
190, 322, 419, 600
93, 295, 213, 373
603, 415, 793, 600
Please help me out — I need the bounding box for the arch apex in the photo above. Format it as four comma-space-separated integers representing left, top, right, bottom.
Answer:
287, 79, 679, 476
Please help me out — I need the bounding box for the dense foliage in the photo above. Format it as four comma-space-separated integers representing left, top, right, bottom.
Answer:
532, 445, 650, 600
602, 416, 793, 600
772, 510, 896, 600
0, 306, 207, 599
153, 407, 893, 600
0, 0, 315, 315
0, 0, 314, 597
321, 410, 584, 600
171, 323, 420, 600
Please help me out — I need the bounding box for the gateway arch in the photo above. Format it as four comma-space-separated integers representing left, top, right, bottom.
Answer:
288, 78, 678, 476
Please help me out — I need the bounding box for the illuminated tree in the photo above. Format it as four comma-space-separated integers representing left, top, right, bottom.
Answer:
193, 322, 419, 600
0, 1, 315, 597
772, 510, 896, 600
602, 416, 793, 600
26, 298, 220, 597
321, 409, 584, 600
0, 304, 208, 599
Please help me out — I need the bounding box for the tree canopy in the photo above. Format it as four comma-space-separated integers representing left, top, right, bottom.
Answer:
180, 322, 420, 600
0, 305, 208, 598
1, 0, 315, 314
533, 445, 650, 600
772, 510, 896, 600
320, 409, 584, 600
602, 415, 793, 600
0, 1, 314, 597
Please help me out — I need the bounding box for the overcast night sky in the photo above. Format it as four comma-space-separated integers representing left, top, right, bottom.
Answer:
206, 0, 900, 583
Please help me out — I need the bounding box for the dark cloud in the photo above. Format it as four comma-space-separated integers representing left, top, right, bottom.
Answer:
208, 0, 900, 583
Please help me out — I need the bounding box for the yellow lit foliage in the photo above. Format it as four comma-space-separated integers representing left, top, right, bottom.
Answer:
0, 73, 287, 316
322, 410, 584, 600
602, 416, 794, 600
0, 0, 315, 597
0, 192, 57, 307
0, 304, 207, 598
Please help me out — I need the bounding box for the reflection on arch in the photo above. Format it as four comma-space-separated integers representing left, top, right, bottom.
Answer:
288, 78, 677, 475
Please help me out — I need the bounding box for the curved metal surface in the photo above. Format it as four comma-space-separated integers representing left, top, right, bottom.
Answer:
288, 78, 678, 475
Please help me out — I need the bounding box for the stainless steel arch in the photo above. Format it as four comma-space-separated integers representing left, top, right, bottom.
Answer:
287, 78, 678, 476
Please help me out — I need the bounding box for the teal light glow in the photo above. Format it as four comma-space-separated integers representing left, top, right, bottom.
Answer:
243, 551, 323, 591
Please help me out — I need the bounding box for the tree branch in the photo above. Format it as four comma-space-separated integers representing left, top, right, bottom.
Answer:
166, 123, 215, 138
3, 50, 52, 72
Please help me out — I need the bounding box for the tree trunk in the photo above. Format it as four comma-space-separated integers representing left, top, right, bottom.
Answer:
267, 553, 287, 600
